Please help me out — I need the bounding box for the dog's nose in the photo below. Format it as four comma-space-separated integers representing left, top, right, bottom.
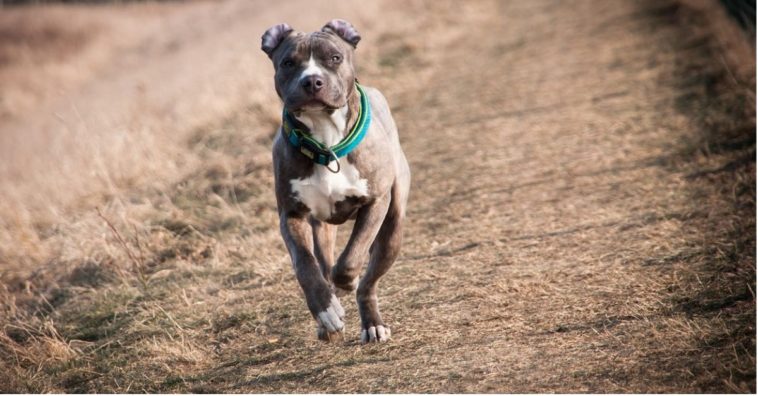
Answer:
301, 75, 324, 93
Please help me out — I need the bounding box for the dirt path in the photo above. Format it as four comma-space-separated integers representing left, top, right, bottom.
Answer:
380, 1, 756, 392
1, 0, 754, 393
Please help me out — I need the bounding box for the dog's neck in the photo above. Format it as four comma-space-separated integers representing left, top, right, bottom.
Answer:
292, 88, 360, 148
294, 106, 348, 148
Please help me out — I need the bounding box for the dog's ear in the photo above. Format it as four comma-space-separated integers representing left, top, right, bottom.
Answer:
261, 23, 294, 58
322, 19, 361, 48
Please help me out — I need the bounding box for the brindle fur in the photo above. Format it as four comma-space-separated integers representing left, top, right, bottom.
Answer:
263, 20, 410, 342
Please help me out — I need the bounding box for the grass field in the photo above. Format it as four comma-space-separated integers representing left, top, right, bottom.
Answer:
0, 0, 755, 392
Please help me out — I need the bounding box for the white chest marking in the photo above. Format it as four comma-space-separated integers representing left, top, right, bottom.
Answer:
290, 161, 368, 221
289, 106, 368, 221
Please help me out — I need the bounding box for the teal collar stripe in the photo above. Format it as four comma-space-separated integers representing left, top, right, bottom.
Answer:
282, 83, 371, 169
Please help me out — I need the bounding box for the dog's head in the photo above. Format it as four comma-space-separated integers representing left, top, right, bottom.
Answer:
261, 20, 361, 113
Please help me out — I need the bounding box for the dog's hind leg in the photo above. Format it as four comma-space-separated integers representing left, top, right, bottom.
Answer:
310, 218, 337, 283
356, 179, 408, 343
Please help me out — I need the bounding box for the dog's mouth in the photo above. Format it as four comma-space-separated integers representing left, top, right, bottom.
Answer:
285, 97, 343, 113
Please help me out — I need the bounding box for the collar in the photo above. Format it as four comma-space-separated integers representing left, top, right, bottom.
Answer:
282, 83, 371, 173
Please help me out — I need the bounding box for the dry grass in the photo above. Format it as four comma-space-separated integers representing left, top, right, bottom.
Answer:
0, 0, 754, 392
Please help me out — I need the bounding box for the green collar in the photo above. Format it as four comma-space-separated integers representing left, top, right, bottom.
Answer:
282, 83, 371, 173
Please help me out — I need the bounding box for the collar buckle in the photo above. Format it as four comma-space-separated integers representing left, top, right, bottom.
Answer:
296, 135, 336, 167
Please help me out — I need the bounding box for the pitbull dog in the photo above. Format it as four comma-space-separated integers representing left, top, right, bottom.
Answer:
261, 19, 410, 343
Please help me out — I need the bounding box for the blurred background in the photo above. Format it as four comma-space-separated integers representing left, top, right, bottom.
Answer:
0, 0, 755, 393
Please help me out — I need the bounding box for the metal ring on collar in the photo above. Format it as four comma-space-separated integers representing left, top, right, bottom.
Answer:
325, 149, 341, 173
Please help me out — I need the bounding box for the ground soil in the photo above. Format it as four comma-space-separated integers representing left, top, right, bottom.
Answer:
0, 0, 755, 393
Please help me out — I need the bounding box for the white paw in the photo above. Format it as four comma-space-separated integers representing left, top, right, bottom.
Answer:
316, 294, 345, 333
361, 325, 391, 344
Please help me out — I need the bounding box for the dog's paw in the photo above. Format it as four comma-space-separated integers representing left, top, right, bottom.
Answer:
317, 324, 344, 342
315, 294, 345, 340
360, 324, 391, 344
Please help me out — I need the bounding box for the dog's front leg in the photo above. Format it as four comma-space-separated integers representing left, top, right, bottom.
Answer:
280, 212, 345, 341
331, 193, 391, 296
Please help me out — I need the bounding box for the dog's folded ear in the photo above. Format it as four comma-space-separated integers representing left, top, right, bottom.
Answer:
261, 23, 294, 58
322, 19, 361, 48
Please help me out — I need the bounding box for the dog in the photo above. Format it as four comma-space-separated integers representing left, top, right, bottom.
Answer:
261, 19, 410, 343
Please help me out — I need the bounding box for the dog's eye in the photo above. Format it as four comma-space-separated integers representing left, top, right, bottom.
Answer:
281, 59, 295, 68
331, 54, 342, 63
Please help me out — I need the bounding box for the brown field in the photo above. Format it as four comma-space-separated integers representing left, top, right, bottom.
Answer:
0, 0, 755, 393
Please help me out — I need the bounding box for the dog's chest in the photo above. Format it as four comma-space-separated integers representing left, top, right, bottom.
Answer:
290, 164, 368, 221
288, 109, 369, 222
